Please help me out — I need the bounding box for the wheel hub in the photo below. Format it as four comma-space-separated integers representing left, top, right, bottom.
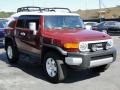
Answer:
7, 46, 13, 59
46, 58, 57, 77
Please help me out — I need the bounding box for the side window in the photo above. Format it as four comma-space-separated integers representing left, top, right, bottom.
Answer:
0, 22, 4, 28
8, 20, 16, 28
105, 22, 115, 26
25, 15, 40, 30
16, 16, 26, 28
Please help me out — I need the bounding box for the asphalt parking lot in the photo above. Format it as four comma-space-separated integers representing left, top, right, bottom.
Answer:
0, 36, 120, 90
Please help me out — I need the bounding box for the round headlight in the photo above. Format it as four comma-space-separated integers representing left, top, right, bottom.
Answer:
79, 42, 88, 51
106, 39, 113, 49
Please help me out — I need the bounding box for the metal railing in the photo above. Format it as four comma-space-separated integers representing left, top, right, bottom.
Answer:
17, 6, 71, 13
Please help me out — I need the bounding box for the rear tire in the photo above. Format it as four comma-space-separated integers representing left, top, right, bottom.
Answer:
43, 52, 67, 83
6, 42, 19, 64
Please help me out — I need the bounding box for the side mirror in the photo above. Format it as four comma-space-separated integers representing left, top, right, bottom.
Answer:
29, 22, 37, 35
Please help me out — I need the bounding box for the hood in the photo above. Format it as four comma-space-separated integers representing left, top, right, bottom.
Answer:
43, 28, 111, 43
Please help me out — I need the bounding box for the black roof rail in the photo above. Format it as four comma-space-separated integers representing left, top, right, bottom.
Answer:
41, 7, 71, 13
17, 6, 41, 13
17, 6, 71, 13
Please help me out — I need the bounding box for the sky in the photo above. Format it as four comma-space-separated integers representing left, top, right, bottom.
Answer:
0, 0, 120, 12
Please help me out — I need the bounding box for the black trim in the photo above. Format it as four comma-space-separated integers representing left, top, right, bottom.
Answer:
18, 48, 41, 58
5, 36, 17, 48
67, 48, 116, 69
17, 6, 71, 13
21, 40, 37, 49
42, 44, 67, 56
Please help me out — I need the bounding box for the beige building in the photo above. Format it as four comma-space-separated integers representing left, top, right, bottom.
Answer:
75, 6, 120, 19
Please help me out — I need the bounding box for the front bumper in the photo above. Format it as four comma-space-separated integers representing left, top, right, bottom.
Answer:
65, 48, 116, 69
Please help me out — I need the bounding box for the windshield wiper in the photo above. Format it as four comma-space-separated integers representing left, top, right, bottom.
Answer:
62, 26, 83, 29
75, 26, 83, 29
62, 26, 75, 29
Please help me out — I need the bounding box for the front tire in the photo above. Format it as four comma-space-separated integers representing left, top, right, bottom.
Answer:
43, 52, 67, 83
6, 42, 19, 64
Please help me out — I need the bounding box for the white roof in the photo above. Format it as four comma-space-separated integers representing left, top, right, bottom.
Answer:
11, 11, 79, 18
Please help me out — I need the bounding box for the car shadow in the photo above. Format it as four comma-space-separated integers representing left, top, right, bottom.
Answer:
0, 50, 47, 81
0, 50, 100, 83
64, 69, 100, 83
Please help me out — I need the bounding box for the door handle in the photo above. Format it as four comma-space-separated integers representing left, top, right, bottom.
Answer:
20, 32, 26, 36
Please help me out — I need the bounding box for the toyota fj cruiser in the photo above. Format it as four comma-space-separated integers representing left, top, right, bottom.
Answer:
5, 7, 116, 83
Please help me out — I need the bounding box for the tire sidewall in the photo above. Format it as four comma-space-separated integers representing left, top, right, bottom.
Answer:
6, 44, 13, 60
6, 43, 19, 63
43, 52, 66, 83
43, 53, 59, 82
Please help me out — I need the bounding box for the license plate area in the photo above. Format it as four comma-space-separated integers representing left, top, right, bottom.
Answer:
89, 42, 106, 51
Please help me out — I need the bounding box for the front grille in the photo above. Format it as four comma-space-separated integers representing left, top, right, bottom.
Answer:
91, 54, 113, 61
108, 29, 120, 33
88, 42, 106, 52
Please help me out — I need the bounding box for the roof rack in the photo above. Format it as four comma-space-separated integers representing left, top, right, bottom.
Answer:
17, 6, 41, 12
17, 6, 71, 13
41, 7, 71, 13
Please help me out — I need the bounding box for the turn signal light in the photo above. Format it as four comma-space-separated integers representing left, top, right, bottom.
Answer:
64, 43, 79, 49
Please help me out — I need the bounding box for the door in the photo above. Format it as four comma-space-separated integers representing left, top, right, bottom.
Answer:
15, 15, 41, 55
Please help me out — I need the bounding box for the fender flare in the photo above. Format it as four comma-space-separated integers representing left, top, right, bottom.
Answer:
42, 44, 67, 56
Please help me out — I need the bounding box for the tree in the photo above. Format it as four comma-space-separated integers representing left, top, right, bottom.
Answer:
0, 11, 14, 18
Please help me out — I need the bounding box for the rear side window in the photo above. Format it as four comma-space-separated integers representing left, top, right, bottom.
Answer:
104, 22, 116, 26
8, 20, 16, 28
16, 15, 40, 30
25, 15, 40, 30
16, 15, 26, 28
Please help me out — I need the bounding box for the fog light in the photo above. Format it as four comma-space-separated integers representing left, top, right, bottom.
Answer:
79, 42, 89, 51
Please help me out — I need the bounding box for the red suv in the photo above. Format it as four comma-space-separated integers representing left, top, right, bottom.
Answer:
5, 7, 116, 83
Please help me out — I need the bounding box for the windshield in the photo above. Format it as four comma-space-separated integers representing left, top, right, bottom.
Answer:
44, 16, 84, 29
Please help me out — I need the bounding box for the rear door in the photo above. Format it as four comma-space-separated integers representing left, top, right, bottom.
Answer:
15, 15, 41, 56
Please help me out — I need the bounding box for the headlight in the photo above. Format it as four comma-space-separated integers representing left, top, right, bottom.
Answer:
106, 39, 113, 49
79, 42, 89, 52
